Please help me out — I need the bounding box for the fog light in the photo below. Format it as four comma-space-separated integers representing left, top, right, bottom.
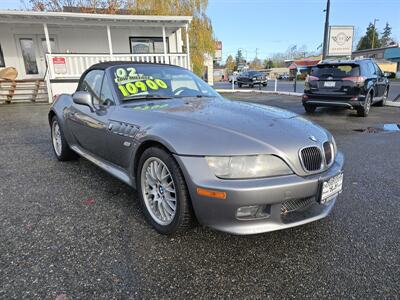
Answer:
236, 205, 270, 220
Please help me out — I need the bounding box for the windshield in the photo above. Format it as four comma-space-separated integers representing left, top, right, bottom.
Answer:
248, 71, 261, 76
109, 64, 219, 101
311, 64, 360, 78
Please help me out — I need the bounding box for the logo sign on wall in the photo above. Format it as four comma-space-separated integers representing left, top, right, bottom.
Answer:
52, 57, 67, 74
328, 26, 354, 57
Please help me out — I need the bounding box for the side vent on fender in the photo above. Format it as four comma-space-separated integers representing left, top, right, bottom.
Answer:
108, 121, 139, 138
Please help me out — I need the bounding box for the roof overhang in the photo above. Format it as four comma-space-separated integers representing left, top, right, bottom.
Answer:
0, 10, 192, 28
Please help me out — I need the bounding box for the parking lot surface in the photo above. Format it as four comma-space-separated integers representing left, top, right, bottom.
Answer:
1, 96, 399, 299
214, 80, 400, 101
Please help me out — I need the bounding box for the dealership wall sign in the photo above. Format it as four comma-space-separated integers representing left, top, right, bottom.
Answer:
52, 57, 67, 74
328, 26, 354, 57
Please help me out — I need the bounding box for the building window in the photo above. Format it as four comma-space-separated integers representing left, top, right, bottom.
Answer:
129, 37, 169, 54
0, 45, 5, 67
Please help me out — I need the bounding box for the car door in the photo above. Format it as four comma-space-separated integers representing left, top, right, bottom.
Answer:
373, 63, 386, 97
365, 61, 380, 97
67, 69, 115, 160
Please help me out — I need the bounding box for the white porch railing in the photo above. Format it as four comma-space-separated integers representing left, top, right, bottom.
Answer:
46, 53, 189, 79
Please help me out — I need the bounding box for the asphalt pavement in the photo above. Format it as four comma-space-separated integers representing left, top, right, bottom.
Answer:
0, 98, 399, 299
214, 79, 400, 101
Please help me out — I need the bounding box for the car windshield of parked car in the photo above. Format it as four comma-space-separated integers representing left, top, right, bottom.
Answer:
311, 64, 360, 78
247, 71, 261, 77
109, 64, 219, 101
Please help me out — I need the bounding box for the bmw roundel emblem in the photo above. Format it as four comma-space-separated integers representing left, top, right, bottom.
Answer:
309, 135, 318, 142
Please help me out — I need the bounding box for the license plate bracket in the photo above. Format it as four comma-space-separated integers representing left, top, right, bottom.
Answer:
324, 81, 336, 88
318, 172, 343, 204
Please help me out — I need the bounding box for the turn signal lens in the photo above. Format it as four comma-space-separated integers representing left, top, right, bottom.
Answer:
196, 188, 226, 200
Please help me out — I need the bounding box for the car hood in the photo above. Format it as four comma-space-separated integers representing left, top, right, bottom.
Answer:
120, 97, 332, 174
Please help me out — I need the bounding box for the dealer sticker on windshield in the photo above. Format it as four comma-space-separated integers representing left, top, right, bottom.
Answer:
320, 173, 343, 204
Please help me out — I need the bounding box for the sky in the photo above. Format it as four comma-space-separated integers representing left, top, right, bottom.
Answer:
0, 0, 399, 61
207, 0, 400, 61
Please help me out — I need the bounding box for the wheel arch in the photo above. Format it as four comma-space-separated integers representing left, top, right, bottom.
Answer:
132, 139, 175, 183
48, 109, 57, 125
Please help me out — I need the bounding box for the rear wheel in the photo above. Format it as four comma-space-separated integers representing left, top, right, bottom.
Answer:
376, 88, 388, 107
262, 83, 267, 87
357, 93, 372, 117
51, 116, 77, 161
137, 147, 193, 234
303, 104, 316, 113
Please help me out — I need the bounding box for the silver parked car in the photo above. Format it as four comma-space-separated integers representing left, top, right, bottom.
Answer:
49, 62, 344, 235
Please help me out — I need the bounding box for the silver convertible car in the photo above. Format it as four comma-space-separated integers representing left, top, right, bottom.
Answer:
49, 62, 344, 235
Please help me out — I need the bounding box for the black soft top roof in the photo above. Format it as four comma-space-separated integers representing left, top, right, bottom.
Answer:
86, 61, 183, 71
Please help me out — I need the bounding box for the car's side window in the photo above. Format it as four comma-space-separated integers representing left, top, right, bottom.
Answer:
374, 63, 383, 77
100, 75, 115, 106
367, 62, 377, 76
80, 70, 104, 105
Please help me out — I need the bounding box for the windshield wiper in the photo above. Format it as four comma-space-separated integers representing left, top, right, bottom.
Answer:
123, 94, 174, 101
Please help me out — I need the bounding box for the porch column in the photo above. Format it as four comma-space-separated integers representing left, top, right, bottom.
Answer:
107, 25, 113, 57
162, 26, 168, 63
185, 24, 191, 70
43, 23, 51, 54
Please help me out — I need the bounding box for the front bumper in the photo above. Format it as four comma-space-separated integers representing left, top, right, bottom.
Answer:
174, 152, 344, 235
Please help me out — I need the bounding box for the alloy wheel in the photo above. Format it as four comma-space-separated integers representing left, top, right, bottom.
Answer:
140, 157, 177, 226
52, 120, 62, 156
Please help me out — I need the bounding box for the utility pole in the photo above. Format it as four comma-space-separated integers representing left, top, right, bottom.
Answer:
322, 0, 330, 60
371, 18, 379, 49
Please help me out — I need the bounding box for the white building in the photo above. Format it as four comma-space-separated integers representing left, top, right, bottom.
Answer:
0, 10, 195, 102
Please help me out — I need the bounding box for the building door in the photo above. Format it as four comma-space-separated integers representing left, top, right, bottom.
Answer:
15, 35, 58, 78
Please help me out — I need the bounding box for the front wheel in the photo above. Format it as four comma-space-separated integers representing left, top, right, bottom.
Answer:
137, 147, 193, 234
376, 88, 388, 107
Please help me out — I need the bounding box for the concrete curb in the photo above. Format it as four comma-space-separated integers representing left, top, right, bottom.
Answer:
216, 89, 303, 97
385, 101, 400, 107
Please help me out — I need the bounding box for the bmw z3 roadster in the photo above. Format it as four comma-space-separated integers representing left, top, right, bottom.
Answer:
49, 62, 344, 235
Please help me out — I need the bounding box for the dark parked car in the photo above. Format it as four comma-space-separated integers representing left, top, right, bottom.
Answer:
236, 70, 268, 88
303, 59, 390, 117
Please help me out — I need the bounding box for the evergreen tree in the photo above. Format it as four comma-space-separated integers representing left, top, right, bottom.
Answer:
235, 49, 245, 66
380, 22, 392, 47
357, 22, 381, 50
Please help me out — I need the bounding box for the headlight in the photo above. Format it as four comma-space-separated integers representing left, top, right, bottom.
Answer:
205, 155, 293, 179
252, 77, 257, 81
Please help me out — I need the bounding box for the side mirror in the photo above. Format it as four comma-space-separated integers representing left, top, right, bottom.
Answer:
383, 72, 391, 78
73, 91, 94, 111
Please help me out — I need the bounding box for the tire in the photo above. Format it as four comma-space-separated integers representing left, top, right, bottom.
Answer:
137, 147, 193, 234
262, 83, 267, 87
376, 88, 388, 107
50, 116, 77, 161
249, 83, 254, 88
303, 104, 316, 113
357, 93, 372, 117
237, 82, 242, 88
